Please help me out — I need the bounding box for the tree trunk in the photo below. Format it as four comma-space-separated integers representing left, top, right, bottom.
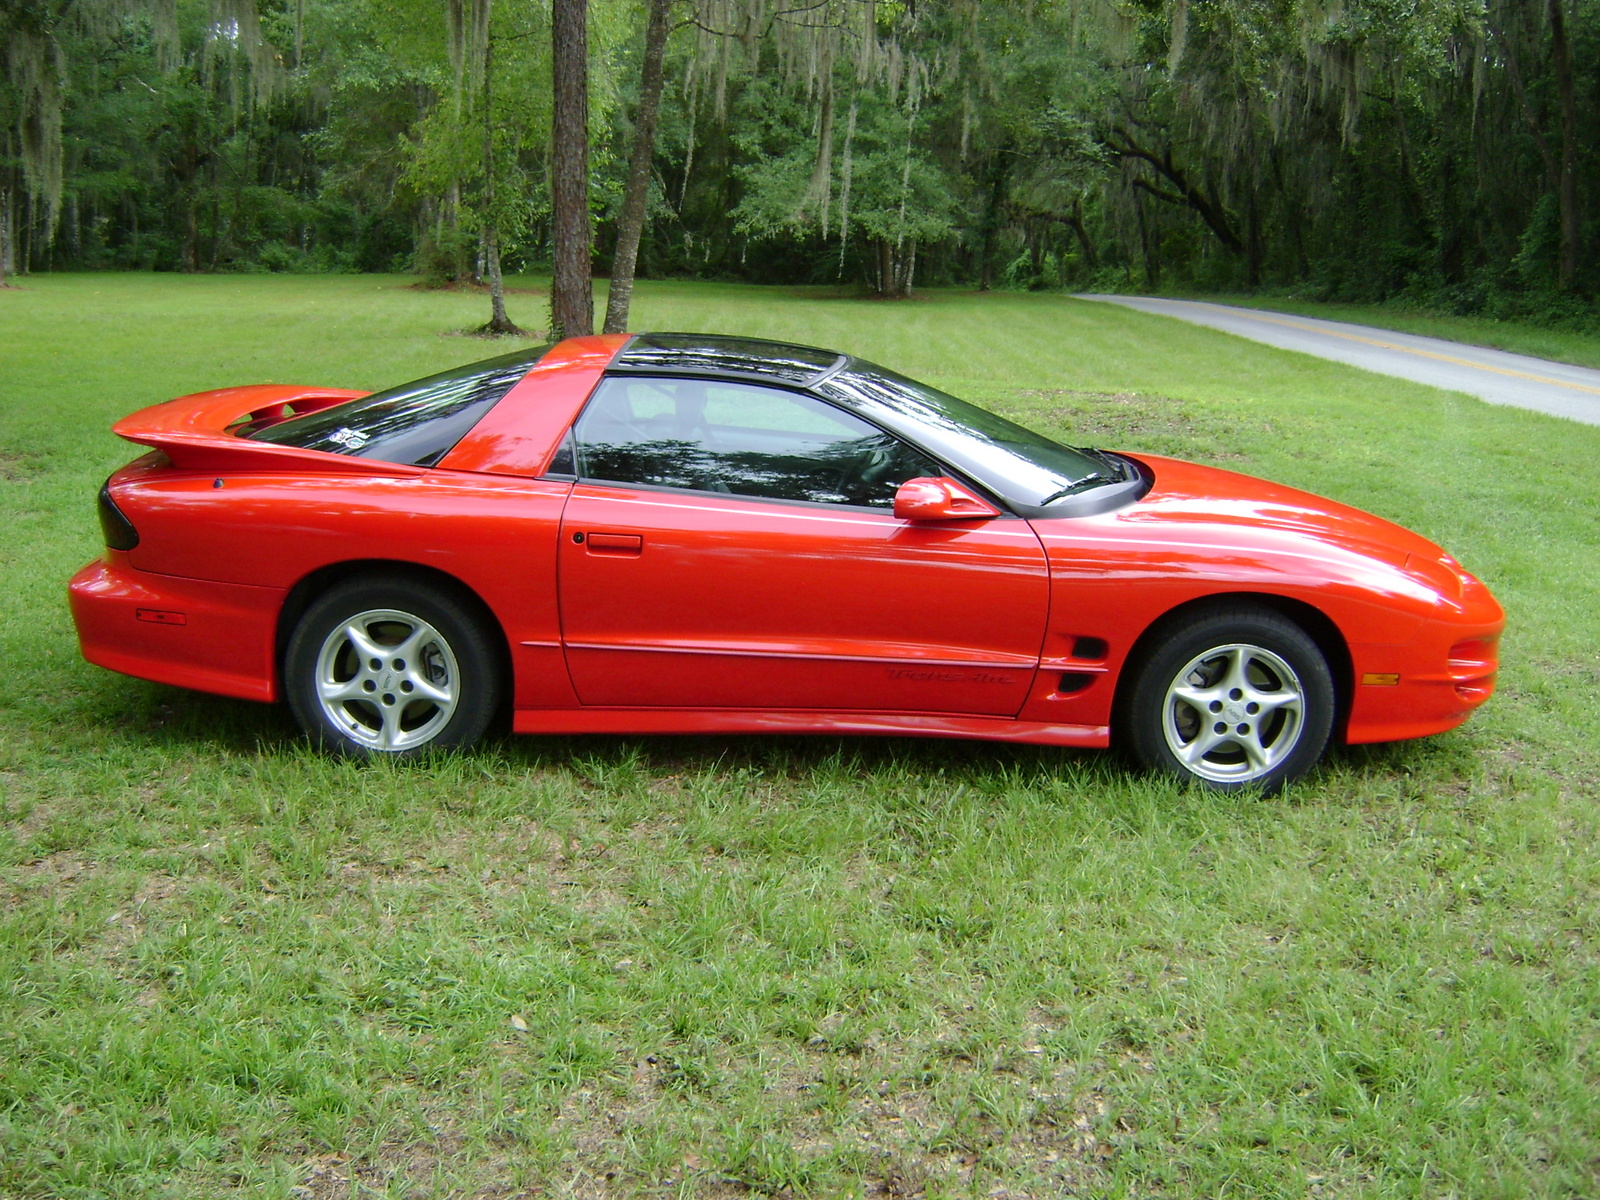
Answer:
870, 240, 914, 298
602, 0, 672, 335
1066, 199, 1098, 269
1497, 14, 1570, 285
210, 185, 223, 271
0, 189, 11, 285
477, 14, 525, 336
550, 0, 593, 339
483, 230, 519, 333
1245, 187, 1261, 288
182, 191, 199, 272
1134, 189, 1159, 291
978, 146, 1010, 291
1548, 0, 1579, 289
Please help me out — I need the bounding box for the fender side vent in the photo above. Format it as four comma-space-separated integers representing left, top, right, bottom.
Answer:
1071, 637, 1108, 661
1057, 672, 1095, 695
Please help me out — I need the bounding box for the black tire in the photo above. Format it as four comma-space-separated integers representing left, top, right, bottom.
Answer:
1120, 606, 1335, 793
284, 574, 502, 757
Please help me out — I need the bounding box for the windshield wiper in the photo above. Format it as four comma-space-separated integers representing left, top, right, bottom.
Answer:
1036, 474, 1114, 506
1036, 450, 1134, 506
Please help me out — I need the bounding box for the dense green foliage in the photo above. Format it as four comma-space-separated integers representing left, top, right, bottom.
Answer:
3, 274, 1599, 1196
2, 1, 1597, 315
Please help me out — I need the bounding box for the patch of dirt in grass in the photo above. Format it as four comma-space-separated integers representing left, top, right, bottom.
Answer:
848, 1055, 1118, 1194
12, 848, 94, 886
95, 870, 189, 959
285, 1108, 532, 1200
3, 781, 54, 847
535, 1034, 1119, 1196
405, 279, 545, 296
441, 326, 548, 341
999, 390, 1250, 461
0, 450, 46, 480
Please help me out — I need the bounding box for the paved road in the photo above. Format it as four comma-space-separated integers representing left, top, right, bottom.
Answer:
1078, 294, 1600, 426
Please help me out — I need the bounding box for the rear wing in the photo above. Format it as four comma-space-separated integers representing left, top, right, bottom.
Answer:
111, 384, 424, 476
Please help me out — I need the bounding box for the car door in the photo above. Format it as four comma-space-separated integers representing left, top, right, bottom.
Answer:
556, 375, 1050, 716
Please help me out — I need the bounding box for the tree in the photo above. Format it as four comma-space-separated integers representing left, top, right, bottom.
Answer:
1495, 0, 1583, 291
601, 0, 671, 334
549, 0, 592, 339
723, 0, 959, 296
475, 0, 524, 334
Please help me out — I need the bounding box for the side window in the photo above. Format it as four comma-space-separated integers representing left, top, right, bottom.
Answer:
573, 377, 940, 507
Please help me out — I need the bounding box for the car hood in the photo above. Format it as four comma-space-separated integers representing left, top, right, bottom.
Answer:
1114, 452, 1445, 567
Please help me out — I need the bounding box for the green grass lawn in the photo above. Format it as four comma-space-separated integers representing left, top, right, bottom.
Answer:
2, 273, 1597, 1199
1187, 292, 1600, 371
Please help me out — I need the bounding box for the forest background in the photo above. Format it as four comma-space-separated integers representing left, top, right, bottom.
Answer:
2, 0, 1596, 330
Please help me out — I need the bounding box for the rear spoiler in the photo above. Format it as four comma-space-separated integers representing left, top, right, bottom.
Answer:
112, 384, 425, 476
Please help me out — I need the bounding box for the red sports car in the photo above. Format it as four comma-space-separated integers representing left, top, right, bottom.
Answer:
69, 333, 1503, 791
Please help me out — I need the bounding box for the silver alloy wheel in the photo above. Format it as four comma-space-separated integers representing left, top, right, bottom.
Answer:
1162, 642, 1306, 783
313, 608, 460, 751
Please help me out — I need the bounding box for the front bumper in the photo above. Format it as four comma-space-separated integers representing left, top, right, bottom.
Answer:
1344, 574, 1504, 745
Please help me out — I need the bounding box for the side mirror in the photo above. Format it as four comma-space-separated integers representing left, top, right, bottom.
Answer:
893, 476, 1001, 521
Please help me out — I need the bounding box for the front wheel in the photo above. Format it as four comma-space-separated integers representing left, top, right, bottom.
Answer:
1121, 607, 1335, 793
285, 575, 502, 757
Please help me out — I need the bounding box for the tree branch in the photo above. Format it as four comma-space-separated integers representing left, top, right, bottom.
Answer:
1105, 128, 1243, 254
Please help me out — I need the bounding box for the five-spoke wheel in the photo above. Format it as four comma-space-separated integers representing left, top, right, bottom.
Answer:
1123, 607, 1335, 792
313, 609, 459, 751
285, 576, 501, 756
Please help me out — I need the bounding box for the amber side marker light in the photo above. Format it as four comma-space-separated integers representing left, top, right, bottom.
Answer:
1361, 673, 1401, 686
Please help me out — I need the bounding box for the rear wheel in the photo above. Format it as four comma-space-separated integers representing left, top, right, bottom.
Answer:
1122, 607, 1335, 793
285, 576, 501, 756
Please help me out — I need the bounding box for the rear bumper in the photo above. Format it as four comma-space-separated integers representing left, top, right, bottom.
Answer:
68, 553, 284, 703
1345, 581, 1504, 745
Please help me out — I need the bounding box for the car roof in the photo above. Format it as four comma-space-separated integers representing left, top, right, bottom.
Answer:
612, 332, 847, 387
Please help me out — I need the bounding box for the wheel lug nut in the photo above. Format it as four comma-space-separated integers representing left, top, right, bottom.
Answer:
1246, 702, 1259, 714
363, 680, 376, 692
394, 659, 406, 670
369, 658, 381, 671
1229, 688, 1243, 700
1236, 723, 1249, 734
401, 681, 414, 693
382, 694, 395, 706
1214, 722, 1226, 733
1209, 701, 1223, 713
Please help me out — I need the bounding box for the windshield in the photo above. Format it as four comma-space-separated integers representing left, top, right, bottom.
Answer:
244, 345, 549, 467
818, 362, 1115, 508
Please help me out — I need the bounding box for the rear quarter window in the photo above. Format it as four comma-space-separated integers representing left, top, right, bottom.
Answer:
244, 345, 550, 466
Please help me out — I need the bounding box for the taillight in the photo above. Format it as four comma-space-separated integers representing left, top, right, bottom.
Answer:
97, 480, 139, 550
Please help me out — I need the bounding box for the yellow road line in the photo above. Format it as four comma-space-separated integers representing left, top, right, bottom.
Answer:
1186, 302, 1600, 398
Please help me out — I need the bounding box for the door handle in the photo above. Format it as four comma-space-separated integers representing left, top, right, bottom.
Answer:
584, 532, 643, 556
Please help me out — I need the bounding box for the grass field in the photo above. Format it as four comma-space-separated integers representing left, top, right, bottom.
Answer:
2, 273, 1598, 1199
1189, 293, 1600, 372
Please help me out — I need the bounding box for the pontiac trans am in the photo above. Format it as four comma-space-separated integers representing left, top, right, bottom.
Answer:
69, 333, 1503, 791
